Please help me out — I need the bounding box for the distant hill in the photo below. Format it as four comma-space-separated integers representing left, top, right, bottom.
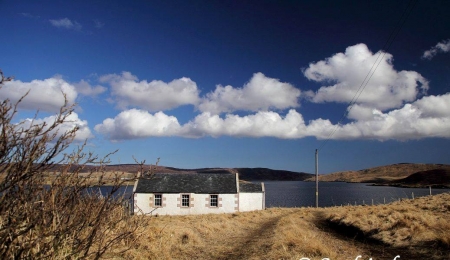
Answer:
47, 164, 312, 181
386, 169, 450, 188
234, 168, 312, 181
305, 163, 450, 187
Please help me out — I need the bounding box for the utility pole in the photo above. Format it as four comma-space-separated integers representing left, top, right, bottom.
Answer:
315, 149, 319, 208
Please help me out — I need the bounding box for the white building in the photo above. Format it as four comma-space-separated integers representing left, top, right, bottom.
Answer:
133, 172, 265, 215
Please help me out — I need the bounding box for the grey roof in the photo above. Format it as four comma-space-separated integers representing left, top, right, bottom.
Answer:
135, 173, 237, 194
239, 182, 263, 193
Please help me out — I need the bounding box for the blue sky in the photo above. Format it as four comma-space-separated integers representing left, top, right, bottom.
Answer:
1, 0, 450, 174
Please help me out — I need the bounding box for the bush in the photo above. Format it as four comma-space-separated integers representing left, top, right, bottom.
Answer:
0, 70, 144, 259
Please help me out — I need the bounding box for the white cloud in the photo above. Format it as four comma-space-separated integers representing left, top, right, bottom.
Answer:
74, 80, 106, 97
49, 18, 82, 31
20, 112, 93, 142
327, 93, 450, 140
346, 104, 375, 121
100, 72, 200, 111
198, 72, 301, 114
422, 39, 450, 60
0, 77, 78, 112
95, 92, 450, 141
303, 43, 429, 111
94, 109, 308, 140
94, 109, 182, 141
183, 109, 307, 138
413, 92, 450, 118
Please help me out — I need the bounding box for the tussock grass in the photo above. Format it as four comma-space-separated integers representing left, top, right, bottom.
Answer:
324, 192, 450, 259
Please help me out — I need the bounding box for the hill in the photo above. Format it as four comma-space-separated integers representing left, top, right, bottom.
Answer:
305, 163, 450, 187
234, 168, 311, 180
46, 164, 312, 181
386, 168, 450, 188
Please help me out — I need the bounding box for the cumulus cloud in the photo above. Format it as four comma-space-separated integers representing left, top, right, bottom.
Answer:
73, 80, 106, 97
20, 112, 93, 142
303, 43, 429, 111
94, 109, 182, 141
413, 92, 450, 118
422, 39, 450, 60
183, 109, 307, 138
49, 18, 82, 31
0, 77, 77, 112
198, 72, 301, 114
95, 92, 450, 141
100, 72, 200, 111
94, 109, 309, 140
325, 93, 450, 140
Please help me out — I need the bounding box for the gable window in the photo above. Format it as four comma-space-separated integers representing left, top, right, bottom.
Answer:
154, 194, 162, 207
181, 194, 190, 207
210, 195, 218, 207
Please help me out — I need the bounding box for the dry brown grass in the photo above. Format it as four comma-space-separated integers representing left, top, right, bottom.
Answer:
101, 192, 450, 260
324, 192, 450, 259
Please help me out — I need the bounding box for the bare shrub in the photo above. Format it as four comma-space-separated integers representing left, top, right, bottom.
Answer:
0, 70, 145, 259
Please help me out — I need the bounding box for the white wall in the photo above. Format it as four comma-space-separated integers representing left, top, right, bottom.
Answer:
134, 193, 238, 216
239, 192, 265, 212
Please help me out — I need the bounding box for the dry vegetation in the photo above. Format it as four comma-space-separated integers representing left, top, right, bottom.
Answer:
0, 70, 147, 259
106, 193, 449, 260
306, 163, 450, 183
324, 192, 450, 259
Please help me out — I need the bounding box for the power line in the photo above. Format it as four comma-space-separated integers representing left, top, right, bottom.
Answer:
317, 0, 417, 151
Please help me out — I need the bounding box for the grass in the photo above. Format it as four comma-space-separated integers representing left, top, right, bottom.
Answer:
324, 193, 450, 255
105, 192, 450, 260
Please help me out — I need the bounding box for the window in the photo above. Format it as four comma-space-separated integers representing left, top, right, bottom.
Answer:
210, 195, 218, 207
181, 194, 190, 207
154, 194, 162, 207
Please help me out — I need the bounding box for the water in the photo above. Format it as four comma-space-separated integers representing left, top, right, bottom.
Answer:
102, 182, 450, 208
263, 181, 450, 207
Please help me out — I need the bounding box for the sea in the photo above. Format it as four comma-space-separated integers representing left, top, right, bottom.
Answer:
106, 181, 450, 208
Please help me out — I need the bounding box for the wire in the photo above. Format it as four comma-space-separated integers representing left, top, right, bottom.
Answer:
317, 0, 418, 151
